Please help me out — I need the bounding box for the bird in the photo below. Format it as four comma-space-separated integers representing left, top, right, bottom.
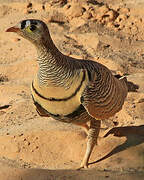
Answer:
6, 19, 128, 169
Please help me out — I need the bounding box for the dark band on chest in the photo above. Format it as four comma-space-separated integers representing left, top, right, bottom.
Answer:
32, 70, 86, 102
32, 95, 86, 119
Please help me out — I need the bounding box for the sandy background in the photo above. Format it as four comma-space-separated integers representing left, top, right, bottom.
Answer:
0, 0, 144, 179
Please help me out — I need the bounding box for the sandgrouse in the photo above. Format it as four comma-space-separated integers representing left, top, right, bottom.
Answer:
6, 19, 128, 169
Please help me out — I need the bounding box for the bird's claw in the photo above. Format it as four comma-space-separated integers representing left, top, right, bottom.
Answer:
76, 162, 89, 170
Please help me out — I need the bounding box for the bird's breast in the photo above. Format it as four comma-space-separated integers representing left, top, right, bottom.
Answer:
31, 70, 88, 116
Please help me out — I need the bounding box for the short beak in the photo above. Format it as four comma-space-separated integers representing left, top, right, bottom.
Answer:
6, 26, 20, 33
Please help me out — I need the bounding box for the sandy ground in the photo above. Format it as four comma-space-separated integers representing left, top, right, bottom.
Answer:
0, 0, 144, 179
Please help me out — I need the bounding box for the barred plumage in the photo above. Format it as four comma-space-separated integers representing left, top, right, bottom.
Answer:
6, 19, 128, 169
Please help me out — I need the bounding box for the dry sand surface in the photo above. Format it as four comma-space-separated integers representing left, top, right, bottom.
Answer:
0, 0, 144, 179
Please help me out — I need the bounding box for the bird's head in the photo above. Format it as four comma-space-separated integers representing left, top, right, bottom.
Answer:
6, 19, 49, 44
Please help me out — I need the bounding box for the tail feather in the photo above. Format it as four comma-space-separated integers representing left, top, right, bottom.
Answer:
114, 74, 139, 92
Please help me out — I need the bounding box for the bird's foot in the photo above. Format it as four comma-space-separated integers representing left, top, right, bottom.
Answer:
76, 162, 89, 170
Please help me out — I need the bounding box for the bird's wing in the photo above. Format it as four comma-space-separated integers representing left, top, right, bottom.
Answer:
81, 68, 128, 120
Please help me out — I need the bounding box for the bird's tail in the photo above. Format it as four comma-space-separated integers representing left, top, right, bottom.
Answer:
114, 74, 139, 92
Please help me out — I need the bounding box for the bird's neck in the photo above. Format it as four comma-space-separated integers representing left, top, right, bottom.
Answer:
35, 36, 73, 87
36, 35, 63, 65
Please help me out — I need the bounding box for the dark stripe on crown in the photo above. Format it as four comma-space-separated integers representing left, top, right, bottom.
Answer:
21, 19, 38, 29
32, 70, 86, 102
21, 20, 26, 29
30, 19, 38, 25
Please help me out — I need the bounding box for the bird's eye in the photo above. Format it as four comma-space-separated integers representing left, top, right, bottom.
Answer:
29, 25, 37, 31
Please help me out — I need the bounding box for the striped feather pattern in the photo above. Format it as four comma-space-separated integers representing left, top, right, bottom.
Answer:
31, 32, 128, 121
7, 19, 128, 168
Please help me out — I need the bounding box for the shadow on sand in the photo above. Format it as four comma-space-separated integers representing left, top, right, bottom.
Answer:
1, 125, 144, 180
89, 125, 144, 165
2, 166, 144, 180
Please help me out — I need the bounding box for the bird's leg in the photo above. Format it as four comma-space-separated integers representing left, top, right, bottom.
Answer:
81, 123, 89, 135
72, 122, 89, 135
80, 119, 101, 169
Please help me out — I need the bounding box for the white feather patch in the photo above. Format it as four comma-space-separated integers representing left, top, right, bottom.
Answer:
26, 20, 31, 27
